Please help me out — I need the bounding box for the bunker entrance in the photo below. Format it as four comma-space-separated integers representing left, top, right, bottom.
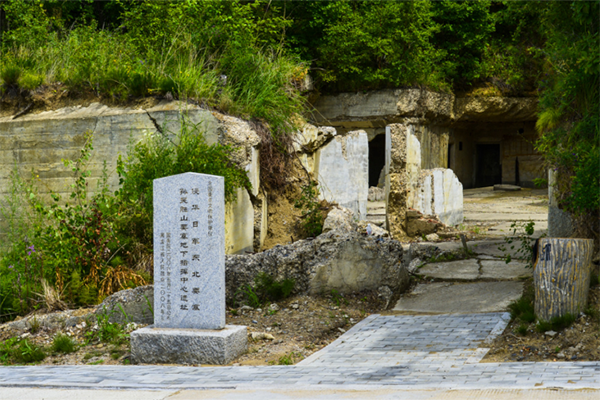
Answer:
475, 144, 501, 187
368, 134, 386, 187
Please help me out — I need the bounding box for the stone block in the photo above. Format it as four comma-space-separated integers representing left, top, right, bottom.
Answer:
130, 325, 247, 365
413, 168, 463, 227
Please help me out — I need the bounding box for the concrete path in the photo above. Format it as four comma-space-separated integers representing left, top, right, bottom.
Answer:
462, 186, 548, 236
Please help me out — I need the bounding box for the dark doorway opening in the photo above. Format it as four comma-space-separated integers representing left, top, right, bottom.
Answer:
369, 134, 386, 187
475, 144, 501, 187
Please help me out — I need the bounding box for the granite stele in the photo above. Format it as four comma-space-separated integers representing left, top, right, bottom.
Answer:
131, 172, 247, 365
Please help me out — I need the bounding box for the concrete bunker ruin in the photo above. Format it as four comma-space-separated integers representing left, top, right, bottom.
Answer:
310, 89, 543, 237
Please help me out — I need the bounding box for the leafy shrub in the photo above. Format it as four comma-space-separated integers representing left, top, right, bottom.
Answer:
86, 312, 127, 345
294, 181, 325, 238
498, 220, 538, 268
51, 334, 76, 354
115, 115, 251, 244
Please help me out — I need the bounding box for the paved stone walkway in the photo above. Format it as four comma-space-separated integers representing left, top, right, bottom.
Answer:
0, 312, 598, 391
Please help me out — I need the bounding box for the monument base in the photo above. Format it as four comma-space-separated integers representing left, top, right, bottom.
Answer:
130, 325, 247, 365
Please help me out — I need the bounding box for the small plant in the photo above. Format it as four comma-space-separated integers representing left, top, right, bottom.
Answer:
428, 252, 457, 263
28, 317, 41, 334
508, 296, 535, 322
330, 289, 342, 307
237, 273, 295, 308
254, 273, 295, 302
516, 324, 529, 336
51, 333, 76, 354
294, 180, 325, 237
278, 351, 303, 365
498, 220, 539, 268
87, 311, 128, 345
243, 285, 262, 308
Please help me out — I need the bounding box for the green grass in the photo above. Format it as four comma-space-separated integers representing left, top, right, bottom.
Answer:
0, 27, 304, 136
0, 338, 46, 364
51, 333, 77, 354
536, 313, 578, 333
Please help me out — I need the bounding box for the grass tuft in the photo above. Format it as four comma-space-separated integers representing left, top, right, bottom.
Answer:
52, 333, 76, 354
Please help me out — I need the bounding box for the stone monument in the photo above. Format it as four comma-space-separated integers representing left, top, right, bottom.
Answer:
130, 172, 247, 364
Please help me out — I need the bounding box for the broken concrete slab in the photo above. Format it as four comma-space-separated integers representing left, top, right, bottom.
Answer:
393, 281, 524, 314
314, 130, 369, 220
417, 259, 480, 281
480, 260, 531, 280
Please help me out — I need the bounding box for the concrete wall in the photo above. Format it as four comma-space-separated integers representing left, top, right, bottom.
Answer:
0, 102, 260, 255
314, 130, 369, 220
411, 124, 450, 169
449, 122, 543, 189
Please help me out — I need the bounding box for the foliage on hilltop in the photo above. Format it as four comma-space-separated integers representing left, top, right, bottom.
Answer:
0, 0, 551, 108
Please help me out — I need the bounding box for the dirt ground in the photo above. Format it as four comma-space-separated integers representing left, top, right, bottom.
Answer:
0, 291, 384, 367
484, 283, 600, 362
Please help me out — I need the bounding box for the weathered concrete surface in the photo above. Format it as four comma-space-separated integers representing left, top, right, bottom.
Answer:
311, 89, 537, 129
417, 258, 531, 281
322, 206, 356, 233
453, 97, 538, 122
314, 130, 369, 219
462, 187, 548, 237
0, 101, 259, 254
418, 259, 480, 281
385, 123, 463, 236
311, 89, 455, 128
386, 124, 411, 238
2, 388, 599, 400
393, 281, 524, 314
480, 260, 530, 280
